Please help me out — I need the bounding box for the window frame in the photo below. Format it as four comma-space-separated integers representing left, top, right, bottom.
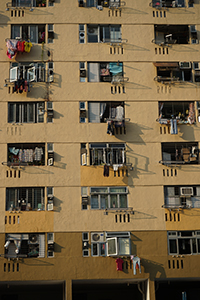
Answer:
90, 186, 128, 210
168, 231, 200, 255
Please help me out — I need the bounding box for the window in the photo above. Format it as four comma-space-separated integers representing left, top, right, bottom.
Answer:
12, 0, 47, 7
81, 187, 88, 210
158, 101, 195, 124
48, 24, 54, 43
47, 143, 54, 165
155, 62, 192, 82
5, 233, 45, 258
91, 232, 106, 257
106, 232, 131, 256
89, 143, 126, 165
11, 25, 46, 43
47, 102, 54, 123
86, 25, 121, 43
47, 233, 54, 257
80, 62, 86, 82
152, 0, 185, 7
8, 143, 45, 166
90, 187, 128, 210
88, 101, 124, 123
79, 25, 85, 44
88, 62, 123, 83
161, 142, 199, 164
8, 102, 45, 123
154, 25, 189, 45
6, 187, 45, 211
10, 62, 45, 83
164, 186, 200, 208
82, 232, 89, 257
168, 231, 200, 255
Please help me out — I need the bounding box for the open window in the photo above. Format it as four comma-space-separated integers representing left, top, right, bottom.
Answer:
154, 62, 192, 83
154, 25, 189, 45
7, 143, 45, 166
10, 67, 18, 82
89, 143, 126, 165
27, 66, 36, 82
88, 62, 123, 82
161, 142, 199, 165
151, 0, 185, 7
88, 101, 124, 123
106, 232, 131, 256
158, 101, 195, 124
4, 233, 45, 259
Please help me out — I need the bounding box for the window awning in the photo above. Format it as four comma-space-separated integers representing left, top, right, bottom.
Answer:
153, 62, 179, 67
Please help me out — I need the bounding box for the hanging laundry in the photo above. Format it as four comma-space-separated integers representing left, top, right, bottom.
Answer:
17, 41, 25, 52
107, 120, 114, 135
131, 255, 141, 275
170, 119, 178, 135
113, 164, 119, 171
116, 105, 124, 121
34, 147, 43, 161
24, 41, 32, 53
9, 147, 19, 155
116, 258, 123, 271
103, 165, 109, 177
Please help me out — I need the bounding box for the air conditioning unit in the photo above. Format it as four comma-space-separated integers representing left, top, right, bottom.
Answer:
79, 0, 84, 6
180, 187, 193, 196
91, 232, 104, 243
193, 62, 200, 70
48, 243, 54, 251
179, 62, 191, 69
29, 234, 38, 244
88, 28, 98, 35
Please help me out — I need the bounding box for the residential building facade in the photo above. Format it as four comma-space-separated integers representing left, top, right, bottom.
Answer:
0, 0, 200, 299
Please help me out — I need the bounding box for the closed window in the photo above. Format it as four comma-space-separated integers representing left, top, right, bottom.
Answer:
90, 187, 128, 209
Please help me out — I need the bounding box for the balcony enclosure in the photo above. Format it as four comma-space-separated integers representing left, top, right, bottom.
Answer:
6, 187, 45, 211
154, 62, 192, 83
151, 0, 185, 8
154, 25, 189, 45
161, 142, 199, 164
8, 143, 45, 166
158, 101, 195, 124
164, 186, 200, 209
11, 0, 46, 7
89, 143, 126, 165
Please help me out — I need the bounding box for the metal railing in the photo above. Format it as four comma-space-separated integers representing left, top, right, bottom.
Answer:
103, 38, 128, 45
154, 76, 180, 83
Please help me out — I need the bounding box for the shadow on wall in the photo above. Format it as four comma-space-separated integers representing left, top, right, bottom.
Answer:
131, 211, 157, 220
124, 43, 151, 52
141, 258, 166, 281
54, 153, 67, 170
21, 166, 54, 175
122, 7, 149, 15
179, 124, 195, 141
54, 197, 63, 213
